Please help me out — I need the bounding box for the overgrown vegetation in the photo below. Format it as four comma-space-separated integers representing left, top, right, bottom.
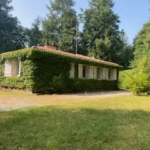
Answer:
120, 70, 150, 95
0, 48, 120, 93
0, 0, 27, 53
120, 21, 150, 95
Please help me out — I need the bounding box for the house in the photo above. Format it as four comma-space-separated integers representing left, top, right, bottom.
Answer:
0, 45, 122, 93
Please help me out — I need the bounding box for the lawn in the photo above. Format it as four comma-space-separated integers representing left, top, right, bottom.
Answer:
1, 92, 150, 149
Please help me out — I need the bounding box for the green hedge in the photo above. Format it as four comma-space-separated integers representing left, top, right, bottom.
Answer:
0, 48, 119, 93
65, 79, 118, 93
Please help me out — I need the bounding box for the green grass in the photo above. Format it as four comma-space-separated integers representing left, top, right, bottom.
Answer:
1, 95, 150, 149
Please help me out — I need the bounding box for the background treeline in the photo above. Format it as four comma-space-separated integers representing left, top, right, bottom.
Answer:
0, 0, 133, 69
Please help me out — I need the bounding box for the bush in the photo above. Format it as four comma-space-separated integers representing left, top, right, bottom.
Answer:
120, 70, 150, 95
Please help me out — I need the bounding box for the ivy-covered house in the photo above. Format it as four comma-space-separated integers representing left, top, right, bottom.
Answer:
0, 45, 122, 93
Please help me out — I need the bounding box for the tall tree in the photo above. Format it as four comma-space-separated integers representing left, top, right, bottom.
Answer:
0, 0, 26, 53
132, 21, 150, 69
42, 0, 77, 53
25, 16, 42, 47
119, 30, 134, 69
81, 0, 123, 63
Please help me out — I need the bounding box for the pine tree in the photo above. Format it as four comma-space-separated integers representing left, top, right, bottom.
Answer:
42, 0, 77, 53
81, 0, 123, 62
25, 16, 42, 47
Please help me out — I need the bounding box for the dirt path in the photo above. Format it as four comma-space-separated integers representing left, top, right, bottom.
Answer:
0, 90, 131, 111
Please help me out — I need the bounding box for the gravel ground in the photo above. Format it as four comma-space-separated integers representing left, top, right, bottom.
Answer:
0, 90, 131, 111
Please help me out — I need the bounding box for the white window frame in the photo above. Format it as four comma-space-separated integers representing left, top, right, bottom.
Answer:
4, 60, 21, 77
4, 60, 12, 77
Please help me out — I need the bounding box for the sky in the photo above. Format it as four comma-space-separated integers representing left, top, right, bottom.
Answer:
11, 0, 150, 44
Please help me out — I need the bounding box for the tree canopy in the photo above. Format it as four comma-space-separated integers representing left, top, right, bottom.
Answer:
81, 0, 123, 63
25, 16, 42, 47
0, 0, 134, 70
0, 0, 26, 53
132, 21, 150, 69
42, 0, 77, 53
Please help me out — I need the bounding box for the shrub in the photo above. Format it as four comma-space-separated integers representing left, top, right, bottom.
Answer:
120, 70, 150, 95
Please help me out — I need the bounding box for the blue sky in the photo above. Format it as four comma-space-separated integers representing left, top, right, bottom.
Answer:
11, 0, 150, 43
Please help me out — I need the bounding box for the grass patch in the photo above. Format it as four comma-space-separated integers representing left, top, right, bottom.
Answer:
1, 94, 150, 149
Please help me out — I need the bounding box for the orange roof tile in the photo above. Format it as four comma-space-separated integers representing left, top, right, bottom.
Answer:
35, 46, 120, 67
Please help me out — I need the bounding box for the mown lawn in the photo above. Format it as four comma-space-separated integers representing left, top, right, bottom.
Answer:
1, 95, 150, 150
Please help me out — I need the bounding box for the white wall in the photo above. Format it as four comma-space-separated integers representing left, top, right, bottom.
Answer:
78, 64, 83, 78
70, 63, 75, 78
88, 66, 94, 79
112, 69, 117, 80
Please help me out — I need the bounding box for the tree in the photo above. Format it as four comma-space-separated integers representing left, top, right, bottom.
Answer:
120, 22, 150, 95
81, 0, 123, 63
0, 0, 26, 53
119, 30, 134, 69
42, 0, 77, 53
25, 16, 42, 47
132, 21, 150, 69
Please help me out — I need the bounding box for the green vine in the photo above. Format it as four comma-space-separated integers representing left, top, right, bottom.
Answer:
0, 47, 120, 93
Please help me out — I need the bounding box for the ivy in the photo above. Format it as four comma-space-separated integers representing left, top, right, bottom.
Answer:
0, 47, 120, 93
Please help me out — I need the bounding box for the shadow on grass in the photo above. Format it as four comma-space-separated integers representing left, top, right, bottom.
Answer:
0, 107, 150, 150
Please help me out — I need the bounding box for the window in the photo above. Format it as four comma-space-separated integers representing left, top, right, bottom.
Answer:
4, 60, 21, 77
108, 69, 111, 80
83, 66, 86, 78
97, 68, 100, 79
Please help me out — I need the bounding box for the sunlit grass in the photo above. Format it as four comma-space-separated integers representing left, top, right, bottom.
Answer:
1, 90, 150, 149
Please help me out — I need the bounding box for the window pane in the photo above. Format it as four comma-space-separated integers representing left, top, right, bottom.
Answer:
83, 66, 86, 78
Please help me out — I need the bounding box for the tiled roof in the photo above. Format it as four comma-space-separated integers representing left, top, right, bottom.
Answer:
35, 46, 120, 67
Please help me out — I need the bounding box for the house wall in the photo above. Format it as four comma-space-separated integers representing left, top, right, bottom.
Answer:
0, 49, 120, 93
0, 48, 37, 91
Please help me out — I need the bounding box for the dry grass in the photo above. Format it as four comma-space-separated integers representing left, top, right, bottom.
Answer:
0, 89, 130, 111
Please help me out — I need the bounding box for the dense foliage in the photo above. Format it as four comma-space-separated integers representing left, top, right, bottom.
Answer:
0, 48, 119, 93
80, 0, 123, 63
42, 0, 77, 53
132, 21, 150, 69
25, 17, 42, 47
0, 48, 34, 90
0, 0, 27, 53
119, 20, 150, 95
119, 70, 150, 95
119, 30, 134, 69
